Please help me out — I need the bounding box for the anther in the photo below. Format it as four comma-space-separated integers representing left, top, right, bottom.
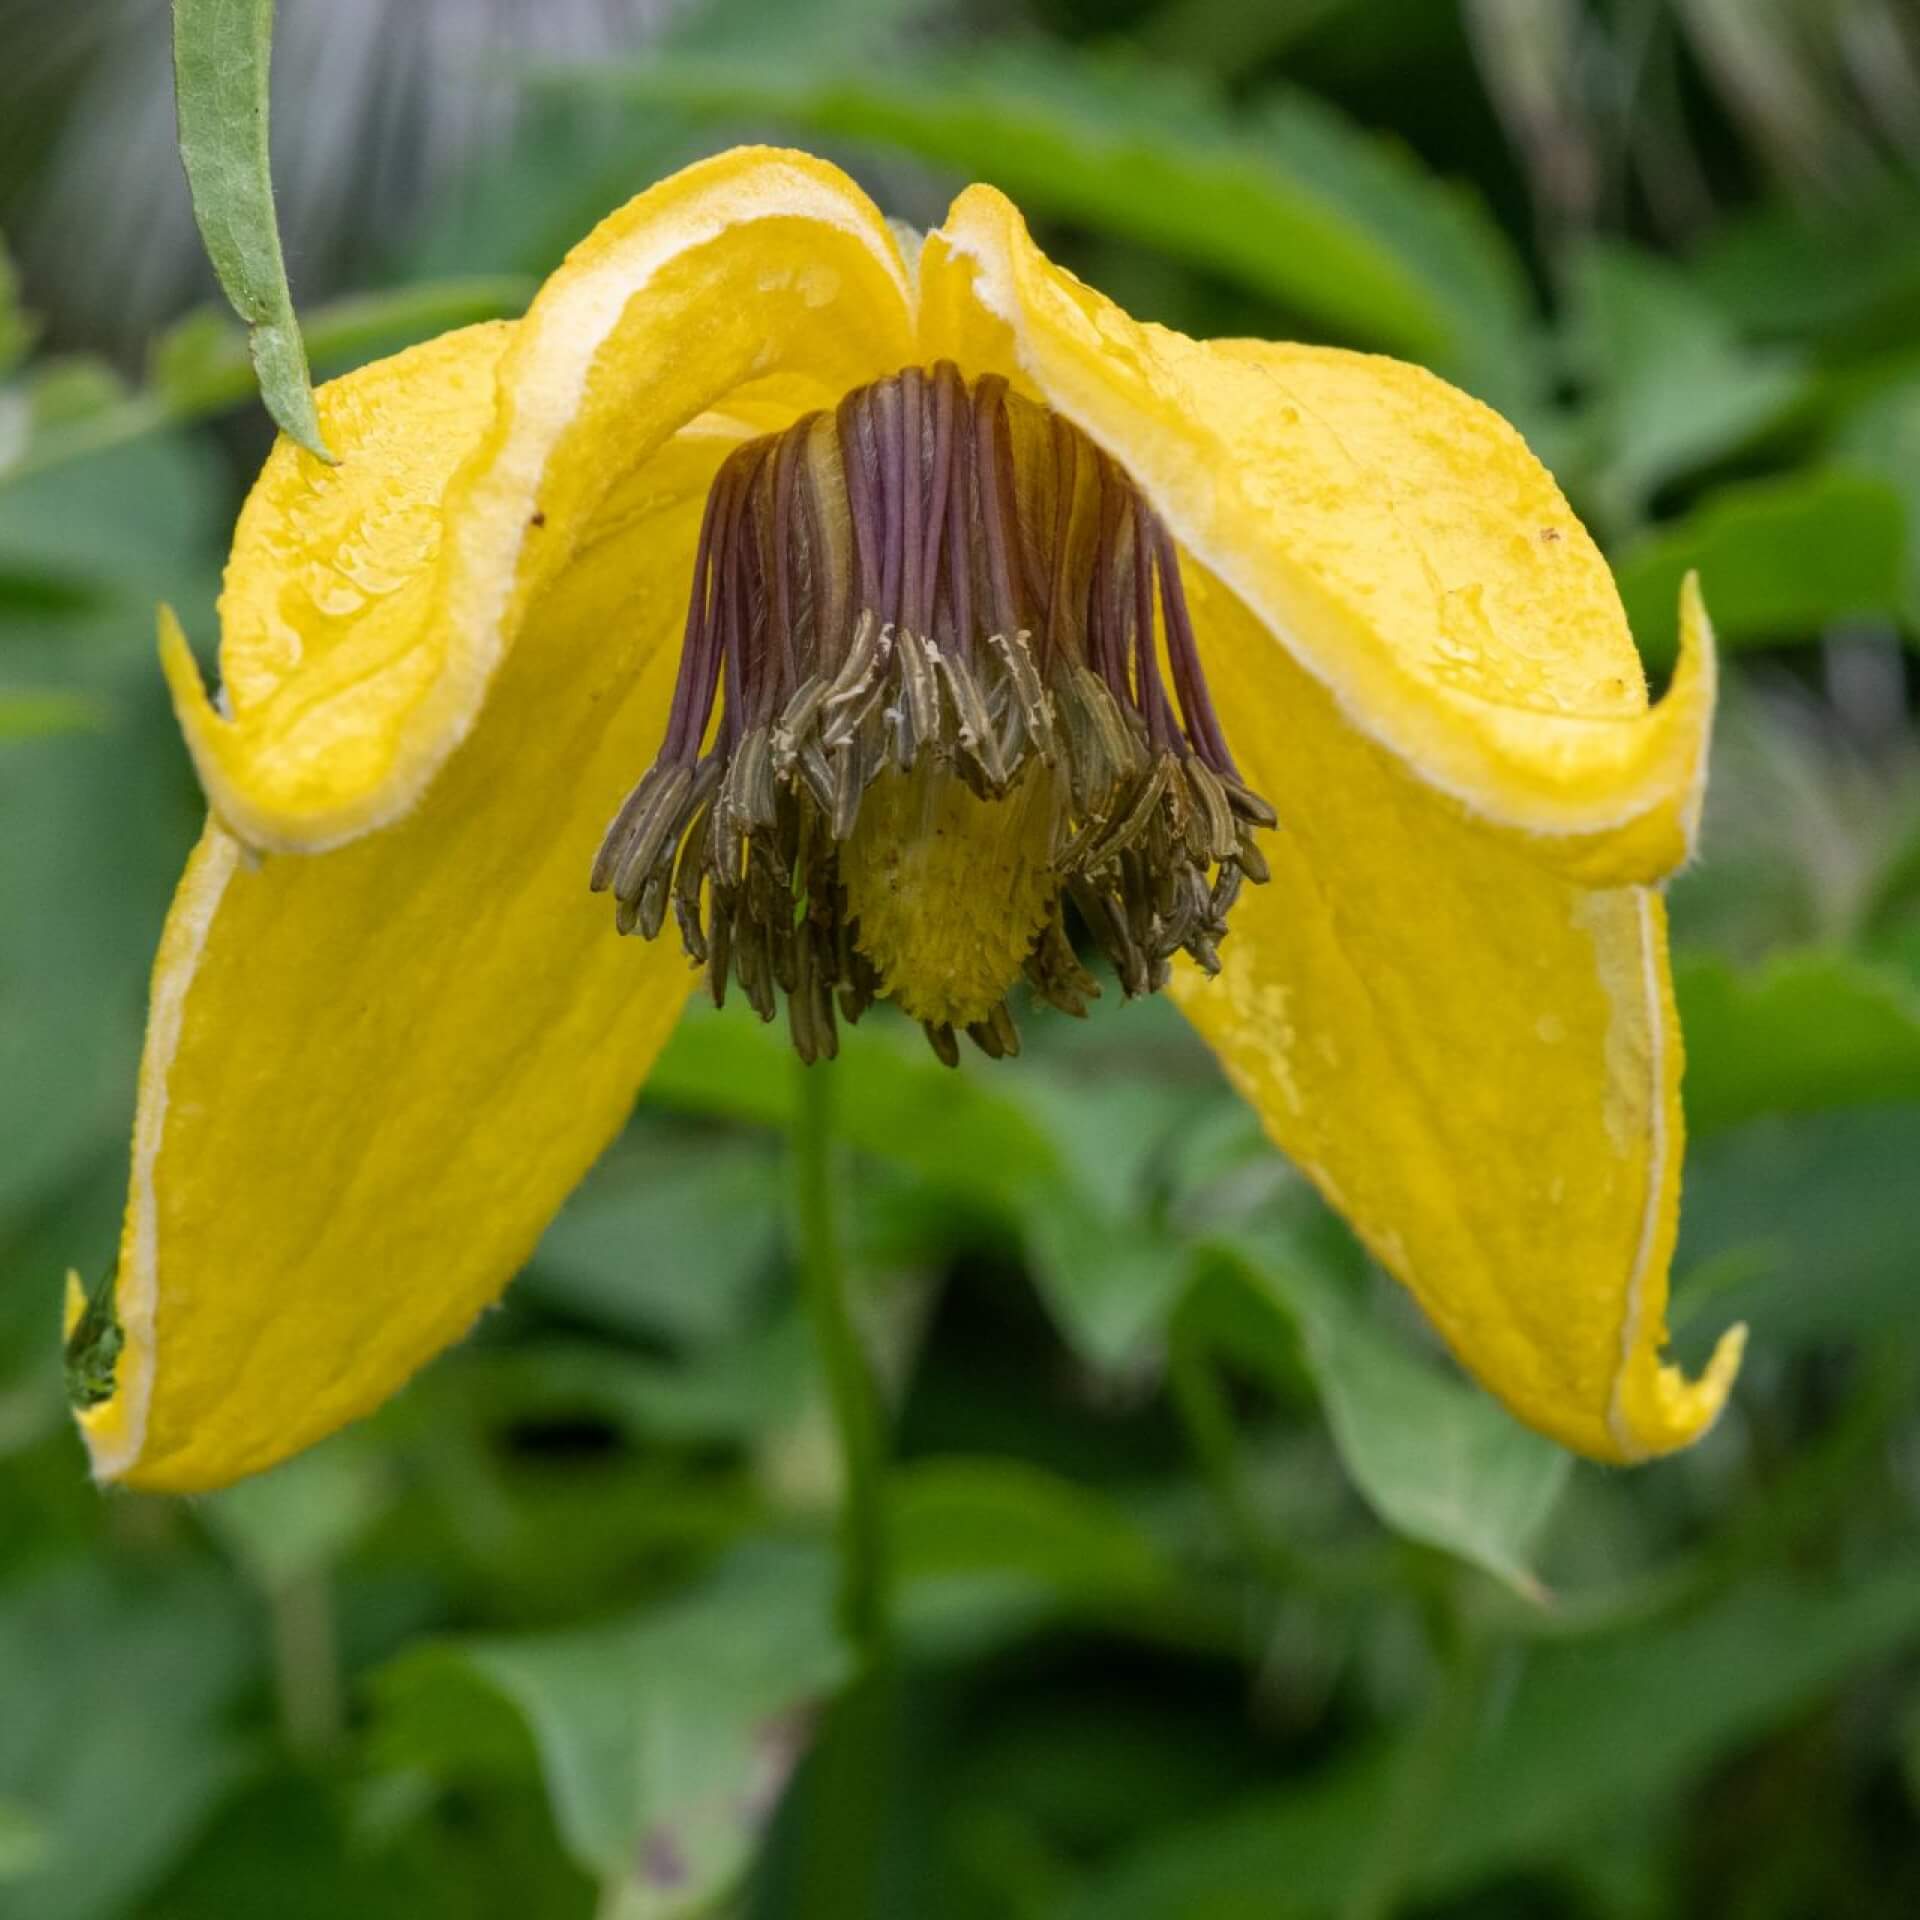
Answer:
594, 363, 1275, 1062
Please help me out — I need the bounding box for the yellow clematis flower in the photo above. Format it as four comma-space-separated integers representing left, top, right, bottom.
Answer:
66, 146, 1743, 1494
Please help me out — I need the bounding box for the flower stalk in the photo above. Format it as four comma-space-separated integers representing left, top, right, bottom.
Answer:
790, 1057, 891, 1655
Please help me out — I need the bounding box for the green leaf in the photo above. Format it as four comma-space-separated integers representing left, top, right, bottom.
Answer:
60, 1264, 120, 1414
1864, 805, 1920, 947
1674, 1106, 1920, 1348
199, 1436, 391, 1590
449, 1324, 812, 1450
1565, 241, 1807, 531
1076, 1561, 1920, 1919
891, 1457, 1177, 1654
645, 1006, 1189, 1363
0, 237, 33, 379
417, 0, 935, 284
1690, 201, 1920, 350
0, 691, 103, 741
1137, 0, 1362, 67
1616, 467, 1910, 666
1832, 371, 1920, 630
376, 1543, 849, 1906
1195, 1238, 1568, 1598
0, 1157, 120, 1432
528, 1126, 781, 1348
0, 429, 222, 606
170, 0, 329, 460
146, 1770, 591, 1920
0, 1800, 48, 1882
1677, 949, 1920, 1135
0, 360, 134, 487
0, 1568, 255, 1920
0, 696, 199, 1238
146, 308, 242, 413
545, 44, 1540, 412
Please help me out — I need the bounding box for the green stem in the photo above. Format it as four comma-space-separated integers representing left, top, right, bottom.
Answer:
268, 1568, 343, 1759
1168, 1319, 1301, 1593
1340, 1610, 1487, 1920
1168, 1310, 1401, 1604
791, 1660, 897, 1920
791, 1057, 890, 1654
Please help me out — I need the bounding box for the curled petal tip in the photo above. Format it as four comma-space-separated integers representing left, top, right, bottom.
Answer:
1608, 1320, 1747, 1465
158, 603, 239, 818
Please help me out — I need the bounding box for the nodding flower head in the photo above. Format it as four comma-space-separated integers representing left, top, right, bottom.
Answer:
79, 148, 1739, 1494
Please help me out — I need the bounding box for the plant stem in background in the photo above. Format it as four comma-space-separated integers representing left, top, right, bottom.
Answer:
1168, 1295, 1402, 1605
790, 1057, 890, 1655
1168, 1313, 1313, 1595
1340, 1610, 1490, 1920
267, 1568, 343, 1759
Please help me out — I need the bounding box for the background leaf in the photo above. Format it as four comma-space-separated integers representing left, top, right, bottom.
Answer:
1617, 467, 1910, 663
645, 1007, 1195, 1364
1565, 240, 1807, 532
0, 1569, 256, 1920
1193, 1238, 1570, 1599
0, 237, 33, 378
377, 1543, 848, 1908
1677, 949, 1920, 1134
1077, 1562, 1920, 1919
1673, 1105, 1920, 1349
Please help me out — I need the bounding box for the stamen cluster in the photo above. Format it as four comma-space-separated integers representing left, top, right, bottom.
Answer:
592, 363, 1274, 1064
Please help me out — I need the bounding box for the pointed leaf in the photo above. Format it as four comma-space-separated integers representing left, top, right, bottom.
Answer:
1197, 1237, 1569, 1597
1566, 241, 1806, 529
1675, 1106, 1920, 1347
375, 1544, 849, 1905
170, 0, 330, 458
1677, 949, 1920, 1135
1618, 468, 1908, 664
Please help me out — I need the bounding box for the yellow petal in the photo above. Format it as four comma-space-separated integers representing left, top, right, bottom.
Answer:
917, 186, 1738, 1459
85, 414, 758, 1487
86, 427, 738, 1490
171, 147, 914, 853
1168, 563, 1740, 1459
83, 150, 917, 1490
918, 186, 1711, 886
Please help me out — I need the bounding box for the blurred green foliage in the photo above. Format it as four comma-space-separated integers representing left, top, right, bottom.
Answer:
3, 1, 1919, 1916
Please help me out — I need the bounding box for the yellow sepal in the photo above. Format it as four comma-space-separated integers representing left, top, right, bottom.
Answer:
918, 187, 1713, 886
170, 149, 915, 854
84, 435, 717, 1487
79, 151, 918, 1488
917, 183, 1739, 1459
1165, 568, 1739, 1461
84, 150, 1742, 1485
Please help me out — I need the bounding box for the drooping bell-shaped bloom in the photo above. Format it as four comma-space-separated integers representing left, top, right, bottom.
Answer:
66, 148, 1742, 1493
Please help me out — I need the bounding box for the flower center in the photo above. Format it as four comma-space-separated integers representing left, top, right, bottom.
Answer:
591, 363, 1274, 1064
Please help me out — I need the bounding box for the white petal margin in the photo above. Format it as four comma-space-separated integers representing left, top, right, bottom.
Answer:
75, 828, 241, 1481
